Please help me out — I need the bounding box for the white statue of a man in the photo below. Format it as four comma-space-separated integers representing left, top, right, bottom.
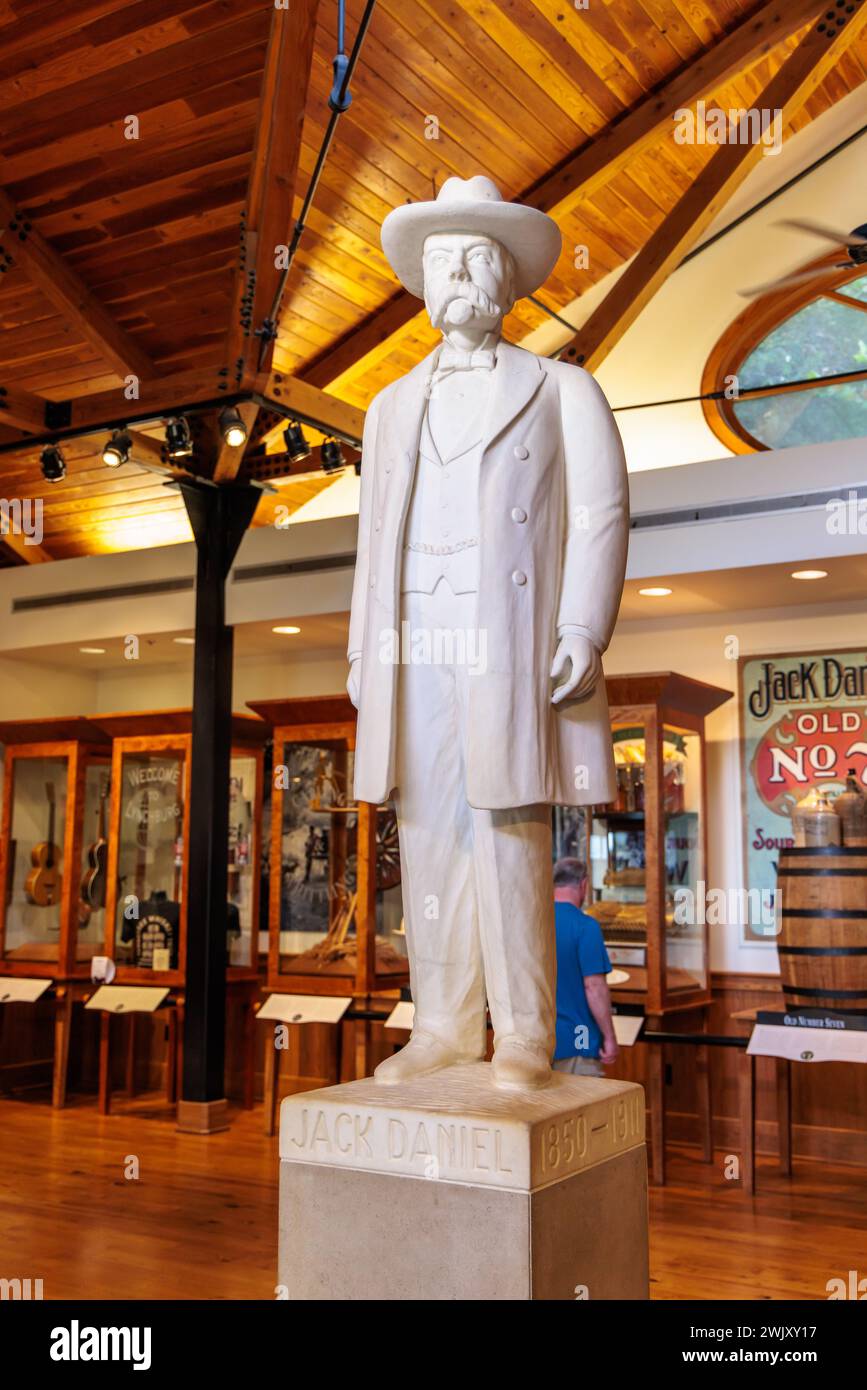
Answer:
347, 176, 628, 1090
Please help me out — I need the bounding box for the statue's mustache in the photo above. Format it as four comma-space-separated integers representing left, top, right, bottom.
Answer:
429, 282, 501, 328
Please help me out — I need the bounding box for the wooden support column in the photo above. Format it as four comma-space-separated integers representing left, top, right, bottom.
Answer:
177, 479, 260, 1134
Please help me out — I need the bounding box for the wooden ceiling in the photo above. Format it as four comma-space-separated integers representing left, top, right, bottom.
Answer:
1, 0, 866, 562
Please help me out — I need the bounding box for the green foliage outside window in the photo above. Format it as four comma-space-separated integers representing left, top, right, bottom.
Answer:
732, 276, 867, 447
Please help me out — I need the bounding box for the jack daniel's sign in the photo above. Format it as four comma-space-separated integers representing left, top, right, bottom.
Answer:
747, 656, 867, 719
739, 648, 867, 943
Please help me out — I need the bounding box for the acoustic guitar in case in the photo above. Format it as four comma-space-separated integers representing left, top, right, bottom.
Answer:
80, 778, 110, 912
24, 781, 63, 908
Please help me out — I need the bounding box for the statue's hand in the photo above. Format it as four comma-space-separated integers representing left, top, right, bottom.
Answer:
347, 656, 362, 709
551, 635, 601, 705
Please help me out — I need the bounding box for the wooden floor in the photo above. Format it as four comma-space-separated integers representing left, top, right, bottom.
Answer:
0, 1091, 864, 1301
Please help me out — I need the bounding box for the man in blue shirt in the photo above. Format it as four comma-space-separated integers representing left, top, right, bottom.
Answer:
552, 857, 619, 1077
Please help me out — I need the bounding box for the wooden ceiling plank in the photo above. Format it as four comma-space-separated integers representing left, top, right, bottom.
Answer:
0, 13, 268, 149
466, 0, 627, 125
297, 291, 423, 391
377, 0, 568, 171
0, 0, 263, 115
410, 0, 593, 145
562, 3, 867, 373
316, 4, 562, 184
296, 0, 830, 394
226, 0, 320, 386
524, 0, 829, 219
2, 92, 258, 189
0, 0, 134, 67
318, 12, 540, 193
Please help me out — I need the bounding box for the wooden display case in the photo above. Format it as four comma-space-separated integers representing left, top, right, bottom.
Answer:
248, 696, 408, 999
96, 710, 267, 986
584, 672, 732, 1016
0, 717, 112, 979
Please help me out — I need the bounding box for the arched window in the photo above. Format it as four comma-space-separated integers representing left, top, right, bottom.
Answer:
703, 269, 867, 453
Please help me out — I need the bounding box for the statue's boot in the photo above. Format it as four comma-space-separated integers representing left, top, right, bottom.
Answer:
374, 1030, 480, 1085
490, 1035, 552, 1091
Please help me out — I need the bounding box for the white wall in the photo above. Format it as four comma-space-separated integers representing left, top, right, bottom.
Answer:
0, 655, 97, 719
90, 649, 347, 713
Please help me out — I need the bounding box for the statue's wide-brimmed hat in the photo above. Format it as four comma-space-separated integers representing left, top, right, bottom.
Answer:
381, 175, 562, 300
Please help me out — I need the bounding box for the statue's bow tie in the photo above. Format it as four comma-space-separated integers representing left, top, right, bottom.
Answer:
434, 345, 497, 377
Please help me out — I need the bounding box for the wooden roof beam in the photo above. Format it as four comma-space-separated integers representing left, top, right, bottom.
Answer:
0, 530, 53, 565
256, 371, 365, 445
0, 382, 48, 432
561, 2, 867, 374
0, 189, 156, 382
0, 367, 364, 453
224, 0, 321, 398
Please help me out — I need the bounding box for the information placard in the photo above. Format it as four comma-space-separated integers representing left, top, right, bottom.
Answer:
0, 977, 52, 1004
257, 993, 351, 1025
85, 986, 169, 1013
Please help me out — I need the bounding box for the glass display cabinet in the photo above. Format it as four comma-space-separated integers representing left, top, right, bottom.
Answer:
248, 697, 408, 998
0, 718, 112, 978
96, 710, 266, 985
585, 673, 732, 1016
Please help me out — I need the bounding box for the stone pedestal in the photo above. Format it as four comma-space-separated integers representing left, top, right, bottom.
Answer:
278, 1063, 648, 1301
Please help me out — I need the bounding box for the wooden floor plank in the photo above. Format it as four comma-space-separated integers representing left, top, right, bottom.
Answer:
0, 1095, 864, 1300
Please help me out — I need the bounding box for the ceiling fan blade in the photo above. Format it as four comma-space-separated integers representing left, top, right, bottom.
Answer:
738, 264, 843, 298
777, 217, 867, 246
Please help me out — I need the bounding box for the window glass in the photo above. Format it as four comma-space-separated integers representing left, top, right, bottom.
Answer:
738, 297, 867, 391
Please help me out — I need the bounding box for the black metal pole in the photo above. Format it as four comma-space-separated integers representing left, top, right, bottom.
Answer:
177, 479, 260, 1132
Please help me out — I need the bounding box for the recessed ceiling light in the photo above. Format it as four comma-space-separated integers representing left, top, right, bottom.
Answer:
79, 646, 106, 655
173, 636, 195, 645
272, 625, 301, 635
638, 586, 672, 597
791, 569, 828, 580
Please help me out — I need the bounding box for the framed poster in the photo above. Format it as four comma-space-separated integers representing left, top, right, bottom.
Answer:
739, 647, 867, 943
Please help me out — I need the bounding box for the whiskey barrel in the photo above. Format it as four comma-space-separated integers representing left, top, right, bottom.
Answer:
776, 847, 867, 1012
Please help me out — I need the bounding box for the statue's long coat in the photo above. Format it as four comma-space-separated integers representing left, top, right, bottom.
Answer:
348, 341, 629, 809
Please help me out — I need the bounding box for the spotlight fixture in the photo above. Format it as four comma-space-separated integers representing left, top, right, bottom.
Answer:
219, 405, 247, 449
40, 444, 66, 484
102, 429, 132, 468
283, 420, 310, 464
165, 416, 193, 459
320, 437, 346, 473
638, 586, 672, 597
791, 569, 828, 581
